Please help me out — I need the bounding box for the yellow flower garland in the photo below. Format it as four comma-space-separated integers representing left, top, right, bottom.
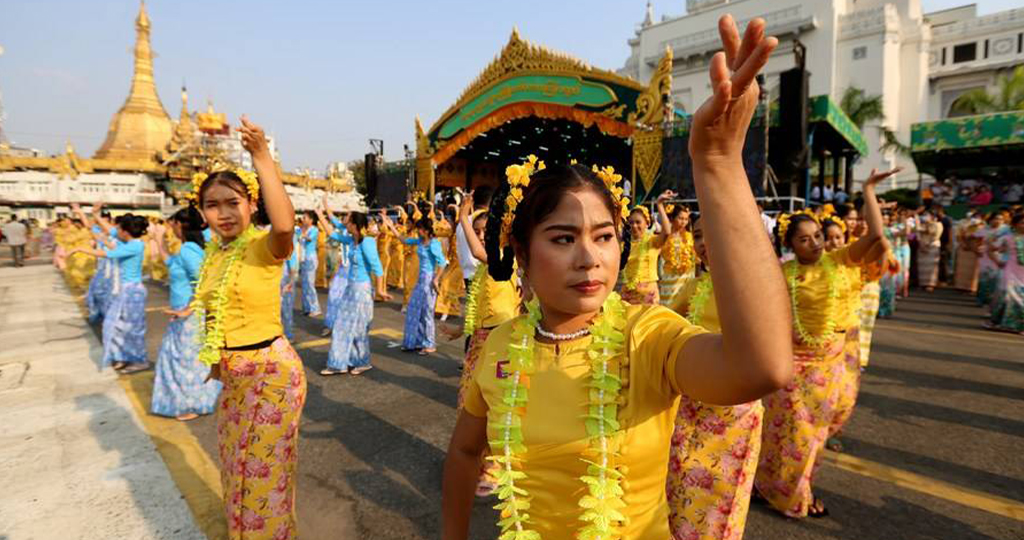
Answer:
188, 165, 260, 202
463, 264, 487, 336
686, 273, 713, 327
191, 225, 259, 366
784, 255, 847, 349
661, 233, 694, 275
624, 233, 653, 291
489, 293, 628, 540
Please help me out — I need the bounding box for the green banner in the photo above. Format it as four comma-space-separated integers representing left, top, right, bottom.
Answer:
437, 75, 618, 139
911, 110, 1024, 152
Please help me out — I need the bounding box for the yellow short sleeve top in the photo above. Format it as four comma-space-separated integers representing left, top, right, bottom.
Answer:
462, 304, 708, 540
194, 230, 285, 348
660, 231, 695, 275
623, 232, 661, 285
670, 273, 721, 333
784, 246, 859, 339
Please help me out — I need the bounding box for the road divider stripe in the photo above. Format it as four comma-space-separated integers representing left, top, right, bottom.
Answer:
875, 321, 1022, 345
822, 450, 1024, 522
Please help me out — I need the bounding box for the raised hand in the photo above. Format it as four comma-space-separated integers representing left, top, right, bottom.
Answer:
864, 167, 902, 189
690, 16, 778, 168
657, 190, 678, 204
238, 116, 270, 160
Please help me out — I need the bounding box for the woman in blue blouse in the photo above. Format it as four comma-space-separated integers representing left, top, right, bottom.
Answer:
70, 213, 150, 373
384, 213, 447, 354
317, 210, 389, 375
321, 201, 351, 337
298, 212, 322, 317
150, 207, 222, 420
280, 230, 301, 340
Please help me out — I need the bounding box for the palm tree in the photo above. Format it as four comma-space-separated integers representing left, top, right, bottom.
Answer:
949, 65, 1024, 116
840, 87, 885, 129
839, 86, 909, 156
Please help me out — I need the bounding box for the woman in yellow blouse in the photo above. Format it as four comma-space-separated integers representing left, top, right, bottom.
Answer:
192, 117, 305, 540
667, 216, 763, 540
377, 220, 395, 298
398, 203, 421, 308
65, 219, 96, 290
656, 194, 697, 306
621, 204, 664, 305
443, 18, 790, 540
754, 168, 895, 519
434, 211, 466, 319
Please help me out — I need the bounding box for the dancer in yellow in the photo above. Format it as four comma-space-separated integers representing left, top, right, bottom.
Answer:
192, 117, 306, 540
621, 204, 663, 304
443, 18, 790, 539
398, 203, 422, 307
435, 210, 465, 319
656, 192, 696, 306
377, 217, 395, 299
754, 167, 895, 519
65, 219, 96, 290
667, 216, 763, 540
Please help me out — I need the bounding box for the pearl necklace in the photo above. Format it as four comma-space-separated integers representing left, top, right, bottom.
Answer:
536, 325, 591, 341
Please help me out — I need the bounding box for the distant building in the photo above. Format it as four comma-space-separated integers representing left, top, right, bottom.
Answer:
621, 0, 1024, 189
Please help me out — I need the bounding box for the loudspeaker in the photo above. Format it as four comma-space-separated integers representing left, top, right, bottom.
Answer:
365, 153, 379, 207
771, 67, 809, 180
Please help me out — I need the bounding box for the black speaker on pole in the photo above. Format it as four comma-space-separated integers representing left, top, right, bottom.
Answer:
771, 67, 809, 184
365, 152, 379, 207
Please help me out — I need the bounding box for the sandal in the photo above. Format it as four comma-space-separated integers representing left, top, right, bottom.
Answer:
176, 413, 199, 422
351, 366, 373, 375
320, 328, 332, 337
120, 362, 151, 374
112, 361, 128, 371
418, 349, 436, 356
826, 437, 844, 452
320, 368, 347, 376
808, 497, 830, 518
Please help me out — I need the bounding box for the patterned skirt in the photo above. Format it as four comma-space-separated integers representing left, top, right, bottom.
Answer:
280, 273, 296, 340
878, 272, 898, 318
830, 327, 861, 437
896, 245, 911, 292
859, 282, 881, 367
327, 280, 375, 371
402, 252, 419, 306
668, 397, 763, 540
990, 280, 1024, 332
217, 337, 307, 540
101, 281, 148, 367
324, 265, 350, 330
754, 336, 846, 518
457, 328, 492, 410
621, 280, 660, 305
978, 268, 999, 306
86, 258, 112, 321
659, 270, 694, 307
300, 259, 320, 315
402, 270, 437, 350
435, 263, 466, 317
917, 246, 941, 288
151, 313, 222, 417
953, 248, 979, 293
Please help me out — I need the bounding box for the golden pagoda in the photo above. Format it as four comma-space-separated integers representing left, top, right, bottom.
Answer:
93, 0, 172, 163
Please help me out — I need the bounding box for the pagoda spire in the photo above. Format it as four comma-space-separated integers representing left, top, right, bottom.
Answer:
94, 0, 172, 162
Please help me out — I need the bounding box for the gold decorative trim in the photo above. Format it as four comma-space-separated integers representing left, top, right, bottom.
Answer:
428, 28, 646, 136
629, 46, 673, 127
633, 130, 663, 193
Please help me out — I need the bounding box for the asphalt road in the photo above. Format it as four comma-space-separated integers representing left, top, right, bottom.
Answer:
121, 278, 1024, 540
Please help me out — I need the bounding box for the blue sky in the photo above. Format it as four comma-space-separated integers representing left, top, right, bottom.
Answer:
0, 0, 1017, 169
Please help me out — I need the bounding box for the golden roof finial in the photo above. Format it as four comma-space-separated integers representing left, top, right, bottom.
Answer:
136, 0, 150, 31
93, 0, 171, 163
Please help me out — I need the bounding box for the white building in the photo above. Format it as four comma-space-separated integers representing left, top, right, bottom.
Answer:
621, 0, 1024, 190
0, 169, 169, 222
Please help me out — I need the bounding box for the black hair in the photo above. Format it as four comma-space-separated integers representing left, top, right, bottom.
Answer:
472, 185, 494, 209
171, 207, 206, 248
834, 203, 855, 219
416, 216, 435, 238
120, 214, 149, 239
667, 203, 690, 222
195, 170, 269, 226
484, 163, 630, 282
821, 217, 844, 237
348, 211, 368, 240
779, 214, 820, 249
1010, 212, 1024, 227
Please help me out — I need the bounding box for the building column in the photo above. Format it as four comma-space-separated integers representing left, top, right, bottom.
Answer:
845, 153, 855, 195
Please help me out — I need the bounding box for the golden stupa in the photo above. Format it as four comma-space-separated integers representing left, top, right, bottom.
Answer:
93, 0, 172, 163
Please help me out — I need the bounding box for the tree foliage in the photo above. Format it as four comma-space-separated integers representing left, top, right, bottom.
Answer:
950, 66, 1024, 116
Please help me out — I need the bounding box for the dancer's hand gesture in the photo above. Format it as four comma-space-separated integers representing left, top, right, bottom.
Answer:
864, 167, 902, 190
690, 16, 777, 170
657, 190, 677, 204
238, 116, 271, 161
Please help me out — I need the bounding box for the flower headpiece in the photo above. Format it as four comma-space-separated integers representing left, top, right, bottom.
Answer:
820, 214, 847, 234
591, 165, 632, 222
499, 155, 545, 247
777, 208, 819, 240
189, 163, 260, 202
630, 205, 651, 223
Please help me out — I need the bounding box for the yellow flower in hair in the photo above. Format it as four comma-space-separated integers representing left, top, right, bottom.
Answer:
189, 165, 260, 202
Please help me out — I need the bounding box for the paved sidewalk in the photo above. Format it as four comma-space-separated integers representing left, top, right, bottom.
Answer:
0, 261, 204, 540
